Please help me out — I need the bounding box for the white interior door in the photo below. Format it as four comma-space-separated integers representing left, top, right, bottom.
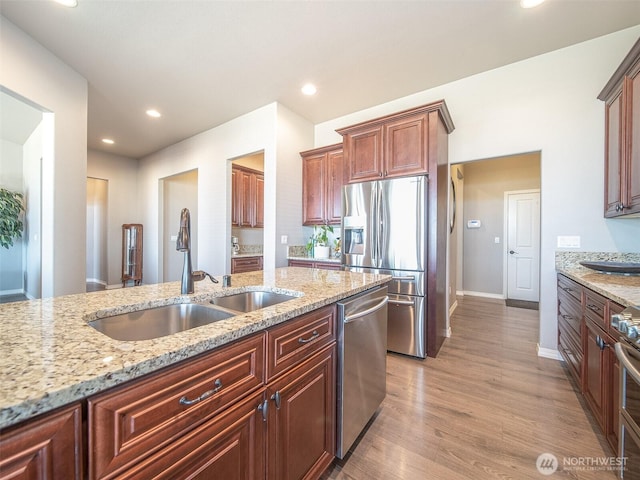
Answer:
506, 190, 540, 302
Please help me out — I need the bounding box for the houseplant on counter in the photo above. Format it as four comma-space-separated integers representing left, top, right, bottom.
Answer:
0, 188, 24, 249
306, 224, 334, 259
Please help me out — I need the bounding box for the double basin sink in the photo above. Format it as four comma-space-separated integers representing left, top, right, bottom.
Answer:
89, 291, 298, 341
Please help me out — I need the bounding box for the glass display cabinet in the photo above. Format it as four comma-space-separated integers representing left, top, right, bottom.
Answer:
121, 224, 143, 287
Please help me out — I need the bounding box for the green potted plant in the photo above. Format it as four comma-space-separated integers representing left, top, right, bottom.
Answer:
306, 224, 334, 259
0, 188, 25, 249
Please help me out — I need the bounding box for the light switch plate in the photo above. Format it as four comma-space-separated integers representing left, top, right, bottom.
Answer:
280, 235, 288, 244
557, 235, 580, 248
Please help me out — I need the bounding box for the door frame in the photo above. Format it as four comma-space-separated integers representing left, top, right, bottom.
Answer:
502, 188, 541, 301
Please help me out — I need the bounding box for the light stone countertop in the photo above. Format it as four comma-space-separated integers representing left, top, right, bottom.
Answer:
0, 267, 390, 429
555, 251, 640, 306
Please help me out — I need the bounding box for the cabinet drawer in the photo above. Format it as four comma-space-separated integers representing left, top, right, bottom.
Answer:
584, 289, 607, 332
118, 390, 266, 480
88, 333, 265, 479
558, 295, 582, 342
558, 326, 582, 385
558, 314, 582, 355
266, 305, 336, 382
232, 256, 263, 273
558, 275, 582, 305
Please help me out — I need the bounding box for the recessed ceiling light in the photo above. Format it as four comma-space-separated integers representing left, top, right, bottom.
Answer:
146, 109, 161, 118
52, 0, 78, 7
301, 84, 317, 96
520, 0, 544, 8
101, 138, 114, 145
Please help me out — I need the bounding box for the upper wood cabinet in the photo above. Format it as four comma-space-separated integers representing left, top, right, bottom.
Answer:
599, 38, 640, 217
337, 101, 454, 183
232, 165, 264, 228
301, 143, 344, 225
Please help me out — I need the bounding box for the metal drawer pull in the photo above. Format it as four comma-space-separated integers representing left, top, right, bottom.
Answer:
586, 304, 601, 313
271, 391, 281, 409
258, 399, 268, 421
179, 379, 222, 406
298, 331, 319, 344
561, 286, 573, 293
391, 275, 416, 281
561, 314, 573, 321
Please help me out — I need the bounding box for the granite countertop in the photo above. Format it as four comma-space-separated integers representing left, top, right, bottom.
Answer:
555, 252, 640, 306
0, 267, 390, 429
287, 256, 342, 264
232, 253, 263, 258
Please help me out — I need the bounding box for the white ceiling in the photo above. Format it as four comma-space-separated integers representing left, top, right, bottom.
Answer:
1, 0, 639, 159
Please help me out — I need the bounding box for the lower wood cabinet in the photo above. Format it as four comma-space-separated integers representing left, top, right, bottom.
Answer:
583, 318, 607, 429
0, 403, 83, 480
557, 273, 624, 455
288, 259, 342, 271
232, 256, 263, 273
267, 345, 336, 480
1, 305, 338, 480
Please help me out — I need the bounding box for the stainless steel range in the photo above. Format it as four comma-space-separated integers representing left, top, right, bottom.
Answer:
612, 306, 640, 479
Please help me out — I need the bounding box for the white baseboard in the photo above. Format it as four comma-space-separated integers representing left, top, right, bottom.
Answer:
449, 300, 458, 317
106, 283, 124, 290
446, 326, 452, 338
456, 290, 464, 297
86, 278, 107, 285
0, 288, 24, 296
462, 291, 505, 300
537, 344, 563, 361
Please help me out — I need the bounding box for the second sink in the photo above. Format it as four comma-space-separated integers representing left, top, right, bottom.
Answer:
210, 291, 297, 313
89, 303, 235, 341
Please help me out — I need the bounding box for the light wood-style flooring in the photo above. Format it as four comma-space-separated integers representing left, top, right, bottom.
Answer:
324, 295, 615, 479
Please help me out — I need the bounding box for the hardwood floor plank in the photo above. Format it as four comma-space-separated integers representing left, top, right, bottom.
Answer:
323, 296, 616, 479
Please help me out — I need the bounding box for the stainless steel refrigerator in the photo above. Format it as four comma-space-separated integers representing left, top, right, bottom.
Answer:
342, 176, 427, 358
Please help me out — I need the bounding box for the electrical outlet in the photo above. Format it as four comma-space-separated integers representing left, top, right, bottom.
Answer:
280, 235, 288, 244
557, 235, 580, 248
494, 237, 500, 244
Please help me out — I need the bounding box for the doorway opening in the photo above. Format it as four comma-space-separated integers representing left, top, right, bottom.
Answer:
0, 88, 45, 302
161, 169, 198, 282
229, 151, 264, 273
86, 177, 108, 292
449, 152, 541, 315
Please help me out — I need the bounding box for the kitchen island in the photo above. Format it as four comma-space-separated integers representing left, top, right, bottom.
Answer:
0, 267, 390, 429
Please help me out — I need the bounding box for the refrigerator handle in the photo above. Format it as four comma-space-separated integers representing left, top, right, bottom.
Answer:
379, 183, 384, 267
371, 182, 378, 266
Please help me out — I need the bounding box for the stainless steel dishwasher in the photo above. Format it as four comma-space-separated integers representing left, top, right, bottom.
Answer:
336, 285, 388, 458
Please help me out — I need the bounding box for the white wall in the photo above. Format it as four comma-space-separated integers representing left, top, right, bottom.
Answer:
314, 26, 640, 353
273, 104, 315, 266
138, 103, 295, 283
87, 149, 139, 286
1, 16, 88, 297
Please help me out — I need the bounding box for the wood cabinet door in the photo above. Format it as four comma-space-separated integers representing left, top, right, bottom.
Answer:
0, 403, 82, 480
605, 88, 625, 217
239, 170, 254, 228
326, 149, 344, 225
255, 174, 265, 228
384, 113, 428, 178
302, 152, 326, 225
266, 345, 336, 480
583, 320, 606, 429
605, 341, 620, 455
232, 168, 240, 227
344, 124, 383, 183
625, 68, 640, 215
120, 390, 266, 480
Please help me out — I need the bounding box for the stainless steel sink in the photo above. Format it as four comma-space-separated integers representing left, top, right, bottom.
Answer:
210, 291, 297, 313
89, 303, 235, 341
